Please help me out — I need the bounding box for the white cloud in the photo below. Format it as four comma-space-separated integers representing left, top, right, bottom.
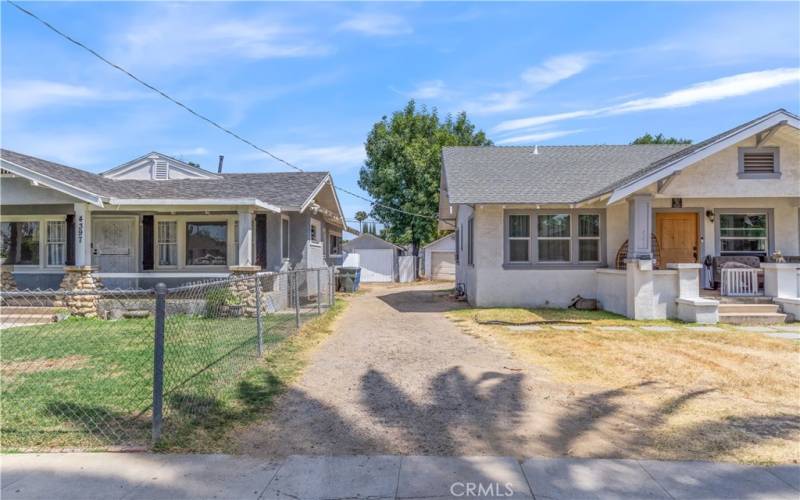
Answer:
2, 80, 139, 113
116, 5, 330, 67
496, 129, 584, 145
463, 90, 527, 115
495, 67, 800, 132
169, 147, 209, 157
2, 131, 110, 167
407, 80, 447, 99
337, 13, 412, 36
521, 53, 593, 91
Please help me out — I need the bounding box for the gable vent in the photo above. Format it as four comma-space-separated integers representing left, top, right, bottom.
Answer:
153, 160, 169, 180
742, 151, 776, 173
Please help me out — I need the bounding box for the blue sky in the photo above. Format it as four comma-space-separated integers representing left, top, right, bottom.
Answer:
2, 1, 799, 223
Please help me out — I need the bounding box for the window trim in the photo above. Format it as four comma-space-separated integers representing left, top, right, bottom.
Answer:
503, 209, 606, 269
153, 214, 236, 271
1, 215, 67, 269
714, 209, 774, 257
576, 213, 602, 263
738, 147, 780, 179
156, 220, 178, 268
328, 231, 342, 257
46, 220, 67, 267
467, 217, 474, 266
505, 212, 532, 264
537, 213, 572, 263
185, 220, 229, 268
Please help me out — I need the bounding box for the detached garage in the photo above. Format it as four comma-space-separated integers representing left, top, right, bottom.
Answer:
342, 234, 405, 282
422, 233, 456, 281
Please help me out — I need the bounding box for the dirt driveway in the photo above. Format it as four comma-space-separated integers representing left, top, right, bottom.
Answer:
235, 282, 633, 458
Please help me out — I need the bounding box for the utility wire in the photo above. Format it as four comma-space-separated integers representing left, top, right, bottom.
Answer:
8, 0, 444, 224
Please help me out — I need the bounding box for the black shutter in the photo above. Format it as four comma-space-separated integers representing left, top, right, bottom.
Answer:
255, 214, 267, 268
142, 215, 154, 270
65, 214, 75, 265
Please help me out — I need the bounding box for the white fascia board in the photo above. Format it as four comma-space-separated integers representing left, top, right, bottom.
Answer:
0, 159, 105, 207
109, 198, 281, 213
300, 174, 347, 228
607, 112, 800, 204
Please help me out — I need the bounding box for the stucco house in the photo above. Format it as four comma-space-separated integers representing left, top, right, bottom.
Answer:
440, 109, 800, 324
0, 150, 346, 291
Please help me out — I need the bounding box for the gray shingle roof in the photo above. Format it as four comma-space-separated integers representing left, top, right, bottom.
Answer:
443, 144, 687, 204
1, 149, 328, 209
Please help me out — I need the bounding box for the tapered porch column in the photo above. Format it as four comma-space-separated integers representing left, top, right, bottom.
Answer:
627, 194, 653, 260
238, 210, 254, 267
73, 203, 92, 266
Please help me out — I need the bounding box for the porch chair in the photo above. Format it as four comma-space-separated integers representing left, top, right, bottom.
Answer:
614, 234, 662, 270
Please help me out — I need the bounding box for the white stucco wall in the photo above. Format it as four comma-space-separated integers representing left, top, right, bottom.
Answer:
653, 270, 679, 318
596, 269, 626, 315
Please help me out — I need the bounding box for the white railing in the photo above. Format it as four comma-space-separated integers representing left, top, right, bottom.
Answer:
721, 268, 760, 296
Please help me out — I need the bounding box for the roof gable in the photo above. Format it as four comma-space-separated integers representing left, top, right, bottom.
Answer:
101, 152, 221, 181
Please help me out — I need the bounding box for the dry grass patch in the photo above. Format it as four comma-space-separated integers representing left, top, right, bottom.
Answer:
448, 307, 800, 464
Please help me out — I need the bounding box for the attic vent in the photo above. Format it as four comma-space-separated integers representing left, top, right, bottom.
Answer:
740, 147, 779, 177
153, 160, 169, 180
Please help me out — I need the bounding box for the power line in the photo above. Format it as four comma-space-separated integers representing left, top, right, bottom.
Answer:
7, 0, 445, 225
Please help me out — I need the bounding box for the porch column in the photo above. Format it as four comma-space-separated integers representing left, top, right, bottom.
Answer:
238, 210, 254, 267
73, 203, 92, 266
627, 194, 653, 259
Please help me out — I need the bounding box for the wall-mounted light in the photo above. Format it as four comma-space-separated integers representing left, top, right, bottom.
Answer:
706, 210, 715, 223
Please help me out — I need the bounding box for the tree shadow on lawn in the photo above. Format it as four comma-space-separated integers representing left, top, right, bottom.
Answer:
543, 381, 800, 462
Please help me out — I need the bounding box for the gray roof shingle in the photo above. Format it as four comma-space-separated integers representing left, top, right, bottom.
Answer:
1, 149, 328, 209
443, 144, 687, 204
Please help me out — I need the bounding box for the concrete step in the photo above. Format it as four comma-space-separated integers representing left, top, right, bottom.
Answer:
0, 306, 61, 315
718, 303, 780, 314
719, 312, 788, 325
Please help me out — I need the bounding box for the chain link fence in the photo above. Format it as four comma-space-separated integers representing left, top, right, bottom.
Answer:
1, 267, 334, 451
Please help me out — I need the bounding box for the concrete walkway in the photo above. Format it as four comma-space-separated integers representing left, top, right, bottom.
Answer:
2, 453, 798, 499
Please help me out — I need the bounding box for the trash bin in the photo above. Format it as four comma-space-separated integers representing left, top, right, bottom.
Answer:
337, 267, 361, 292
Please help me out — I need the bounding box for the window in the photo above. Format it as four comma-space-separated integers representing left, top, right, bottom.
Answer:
467, 217, 474, 266
157, 221, 177, 266
0, 221, 40, 265
454, 228, 460, 264
537, 214, 570, 262
507, 214, 530, 263
310, 220, 321, 242
46, 221, 66, 266
329, 233, 341, 255
720, 213, 768, 255
739, 147, 779, 178
281, 217, 290, 259
186, 222, 227, 265
578, 214, 600, 262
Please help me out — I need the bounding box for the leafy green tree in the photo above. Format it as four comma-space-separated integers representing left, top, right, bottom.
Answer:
354, 210, 368, 232
631, 133, 692, 145
359, 100, 491, 257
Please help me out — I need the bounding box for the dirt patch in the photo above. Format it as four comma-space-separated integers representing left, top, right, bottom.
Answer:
2, 355, 91, 379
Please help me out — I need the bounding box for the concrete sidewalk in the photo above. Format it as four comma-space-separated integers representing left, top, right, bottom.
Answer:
2, 453, 798, 499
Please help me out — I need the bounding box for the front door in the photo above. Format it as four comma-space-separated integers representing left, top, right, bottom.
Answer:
92, 218, 135, 272
656, 212, 698, 267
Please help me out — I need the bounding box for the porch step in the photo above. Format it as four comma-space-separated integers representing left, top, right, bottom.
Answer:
719, 312, 788, 325
718, 303, 780, 314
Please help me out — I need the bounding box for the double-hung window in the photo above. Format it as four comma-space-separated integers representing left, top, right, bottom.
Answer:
577, 214, 601, 262
719, 213, 768, 255
1, 221, 40, 265
157, 221, 177, 266
329, 233, 341, 256
537, 214, 570, 262
507, 214, 530, 263
46, 221, 66, 266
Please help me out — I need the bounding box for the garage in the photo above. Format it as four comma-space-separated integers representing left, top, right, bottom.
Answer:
421, 233, 456, 281
342, 233, 404, 283
430, 251, 455, 280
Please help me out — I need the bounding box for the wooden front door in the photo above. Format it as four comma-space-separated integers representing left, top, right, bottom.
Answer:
656, 212, 698, 267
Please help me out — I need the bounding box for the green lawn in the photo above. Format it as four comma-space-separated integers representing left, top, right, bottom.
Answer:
1, 312, 309, 451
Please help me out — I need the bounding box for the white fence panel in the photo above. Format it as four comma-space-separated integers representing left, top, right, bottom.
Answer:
721, 268, 760, 296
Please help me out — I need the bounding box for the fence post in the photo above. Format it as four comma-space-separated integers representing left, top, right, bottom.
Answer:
294, 271, 300, 328
316, 268, 322, 315
152, 282, 167, 444
330, 266, 335, 306
255, 274, 263, 356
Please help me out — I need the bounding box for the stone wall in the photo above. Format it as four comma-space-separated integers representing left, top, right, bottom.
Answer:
53, 266, 102, 317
